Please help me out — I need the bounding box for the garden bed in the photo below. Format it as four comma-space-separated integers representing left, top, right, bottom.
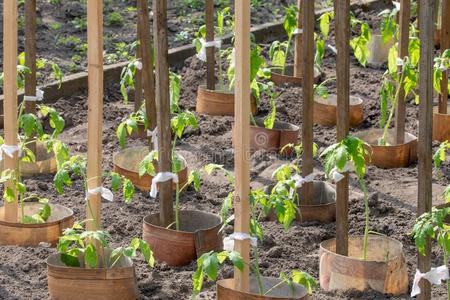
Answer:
0, 3, 448, 300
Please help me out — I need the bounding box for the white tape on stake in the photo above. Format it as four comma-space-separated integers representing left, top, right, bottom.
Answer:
330, 161, 355, 183
147, 128, 159, 151
87, 187, 114, 202
0, 144, 21, 162
411, 265, 449, 297
197, 38, 222, 62
293, 28, 303, 35
223, 232, 258, 251
292, 173, 316, 188
24, 89, 44, 102
150, 172, 179, 198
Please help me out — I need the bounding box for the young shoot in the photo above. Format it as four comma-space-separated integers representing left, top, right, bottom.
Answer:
350, 14, 371, 67
0, 168, 51, 224
57, 222, 155, 270
193, 7, 233, 91
315, 11, 334, 71
379, 54, 418, 146
411, 207, 450, 298
378, 2, 400, 44
119, 58, 142, 105
138, 110, 199, 230
192, 185, 317, 298
268, 4, 297, 75
320, 135, 372, 260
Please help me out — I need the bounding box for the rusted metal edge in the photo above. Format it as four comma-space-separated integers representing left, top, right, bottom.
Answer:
0, 0, 387, 104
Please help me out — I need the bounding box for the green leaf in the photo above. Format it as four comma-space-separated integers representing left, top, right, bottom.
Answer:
61, 253, 81, 267
111, 172, 122, 192
85, 244, 98, 268
291, 270, 317, 294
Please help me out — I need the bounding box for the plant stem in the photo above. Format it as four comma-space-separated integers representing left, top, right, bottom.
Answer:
217, 50, 224, 91
380, 71, 406, 146
252, 245, 265, 295
175, 183, 180, 231
282, 37, 293, 75
359, 178, 369, 260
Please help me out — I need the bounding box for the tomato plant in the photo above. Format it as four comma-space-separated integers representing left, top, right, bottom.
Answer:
321, 135, 372, 259
57, 222, 155, 269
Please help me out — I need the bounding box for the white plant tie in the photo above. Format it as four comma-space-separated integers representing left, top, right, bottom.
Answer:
411, 265, 449, 297
223, 232, 258, 251
0, 144, 21, 162
134, 60, 143, 70
293, 28, 303, 35
24, 89, 44, 102
328, 45, 338, 55
290, 173, 316, 198
150, 172, 179, 198
197, 38, 222, 62
329, 161, 355, 183
86, 187, 114, 202
292, 173, 316, 188
147, 128, 158, 151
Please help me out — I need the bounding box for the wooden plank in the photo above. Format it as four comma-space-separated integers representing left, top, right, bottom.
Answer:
335, 0, 350, 256
206, 0, 216, 90
439, 0, 450, 114
138, 0, 157, 132
233, 0, 251, 293
301, 0, 314, 204
395, 0, 410, 145
86, 0, 103, 231
153, 0, 174, 227
417, 1, 435, 299
3, 0, 19, 222
294, 0, 303, 78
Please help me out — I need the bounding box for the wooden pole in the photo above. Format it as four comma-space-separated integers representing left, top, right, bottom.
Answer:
395, 0, 410, 145
3, 0, 19, 223
153, 0, 174, 227
417, 1, 435, 299
294, 0, 303, 78
138, 0, 157, 133
233, 0, 251, 293
86, 0, 103, 231
206, 0, 216, 90
301, 0, 314, 204
134, 21, 143, 112
439, 0, 450, 114
24, 0, 37, 154
335, 0, 350, 256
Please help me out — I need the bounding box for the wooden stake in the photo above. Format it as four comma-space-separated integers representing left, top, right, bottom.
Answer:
86, 0, 103, 231
3, 0, 19, 223
138, 0, 157, 132
206, 0, 216, 90
301, 0, 314, 204
294, 0, 303, 78
134, 20, 143, 113
395, 0, 410, 145
24, 0, 37, 154
439, 0, 450, 114
233, 0, 251, 292
153, 0, 174, 227
417, 1, 435, 299
335, 0, 350, 256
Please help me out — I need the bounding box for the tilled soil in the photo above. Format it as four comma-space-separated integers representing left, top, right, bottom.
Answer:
0, 4, 449, 300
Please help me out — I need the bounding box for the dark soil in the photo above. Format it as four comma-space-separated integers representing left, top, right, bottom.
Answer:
0, 3, 449, 300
